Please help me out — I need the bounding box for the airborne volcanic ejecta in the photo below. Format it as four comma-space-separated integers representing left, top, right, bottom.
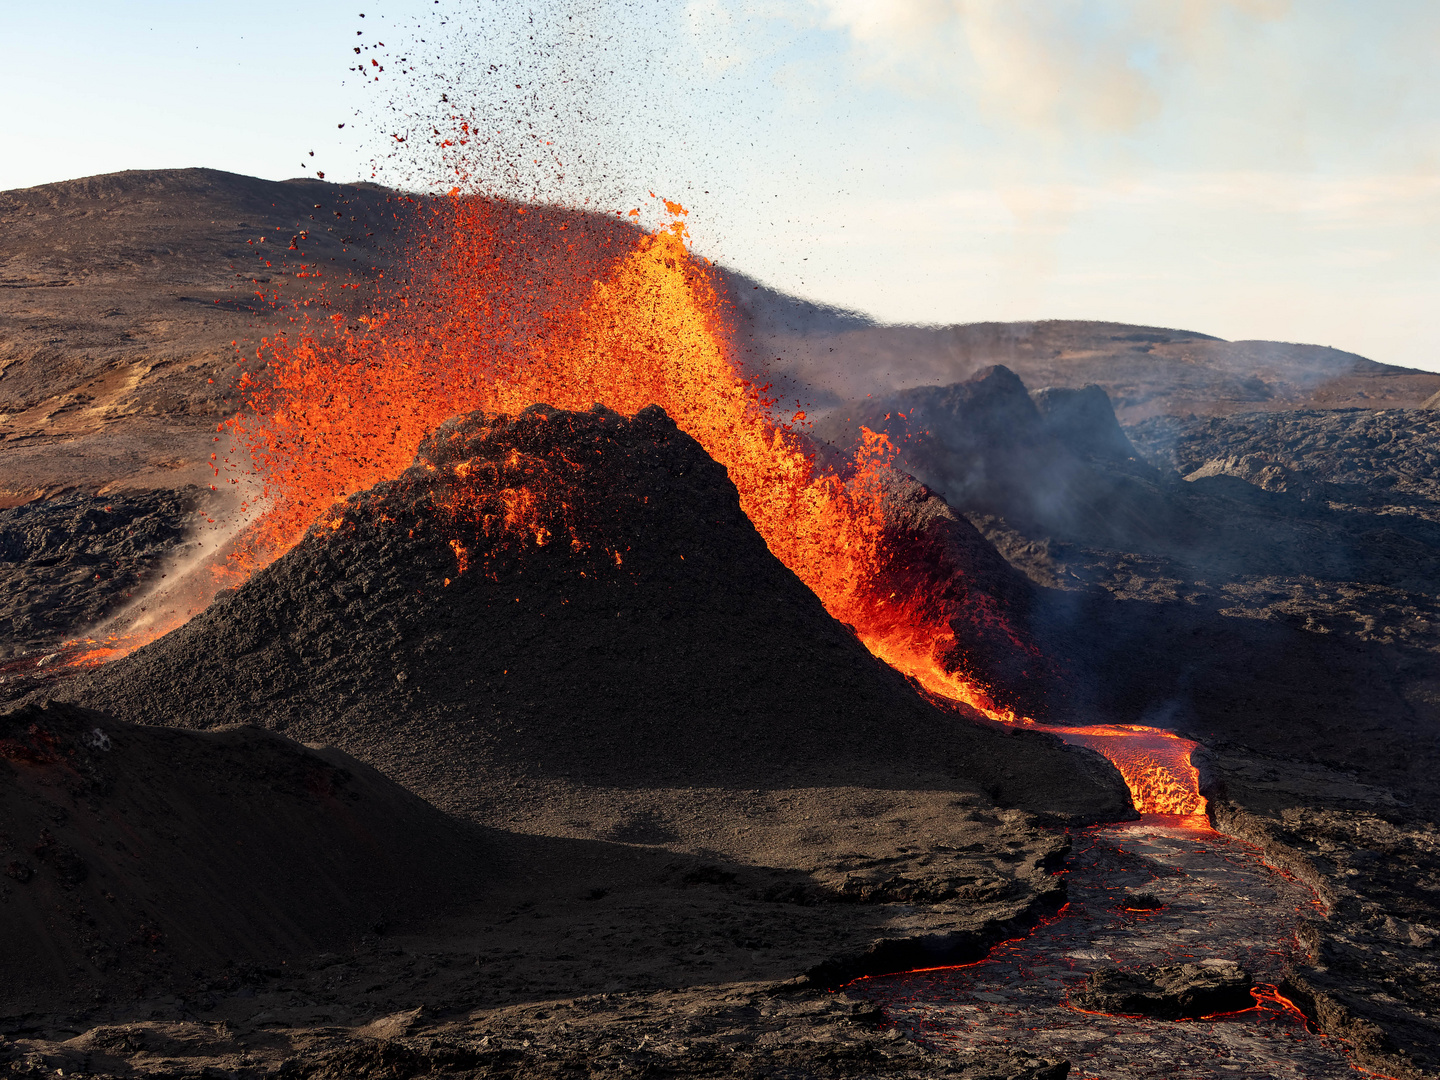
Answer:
222, 195, 1041, 718
195, 187, 1203, 813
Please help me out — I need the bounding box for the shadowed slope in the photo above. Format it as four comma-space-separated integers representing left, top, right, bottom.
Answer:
0, 700, 488, 1012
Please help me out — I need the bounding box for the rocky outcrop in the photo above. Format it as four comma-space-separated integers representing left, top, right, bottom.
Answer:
815, 366, 1177, 554
1072, 962, 1253, 1020
1032, 384, 1139, 463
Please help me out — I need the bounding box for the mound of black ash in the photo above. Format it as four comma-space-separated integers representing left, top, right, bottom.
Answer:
0, 700, 487, 1012
67, 403, 1129, 822
1073, 962, 1254, 1020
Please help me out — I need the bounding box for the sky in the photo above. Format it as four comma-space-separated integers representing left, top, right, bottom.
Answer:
4, 0, 1439, 369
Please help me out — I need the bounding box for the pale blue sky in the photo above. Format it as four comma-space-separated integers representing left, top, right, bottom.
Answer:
4, 1, 1438, 369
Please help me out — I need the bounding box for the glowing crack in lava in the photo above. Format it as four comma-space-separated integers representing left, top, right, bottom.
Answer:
215, 195, 1203, 817
862, 639, 1206, 817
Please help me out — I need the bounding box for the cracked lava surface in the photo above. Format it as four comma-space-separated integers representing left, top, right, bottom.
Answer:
851, 815, 1367, 1079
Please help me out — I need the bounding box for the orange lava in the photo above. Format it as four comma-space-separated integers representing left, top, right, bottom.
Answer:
1246, 983, 1314, 1027
1046, 724, 1206, 817
838, 616, 1206, 815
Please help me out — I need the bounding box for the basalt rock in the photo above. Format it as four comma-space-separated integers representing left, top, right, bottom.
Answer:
815, 366, 1182, 559
1072, 961, 1254, 1020
0, 488, 200, 658
1031, 384, 1140, 463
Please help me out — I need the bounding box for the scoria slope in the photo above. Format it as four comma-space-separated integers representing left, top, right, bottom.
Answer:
0, 169, 401, 504
0, 168, 641, 506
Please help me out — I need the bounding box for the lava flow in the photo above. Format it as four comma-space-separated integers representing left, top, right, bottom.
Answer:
850, 819, 1350, 1080
877, 644, 1207, 817
1052, 723, 1206, 818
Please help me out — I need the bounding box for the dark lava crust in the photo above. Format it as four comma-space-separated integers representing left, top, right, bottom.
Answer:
0, 488, 200, 658
1071, 962, 1253, 1020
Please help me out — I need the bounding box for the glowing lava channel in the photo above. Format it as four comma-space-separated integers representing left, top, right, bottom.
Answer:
863, 635, 1206, 817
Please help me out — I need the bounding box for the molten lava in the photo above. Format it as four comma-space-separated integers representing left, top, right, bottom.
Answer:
1052, 724, 1205, 817
225, 198, 995, 704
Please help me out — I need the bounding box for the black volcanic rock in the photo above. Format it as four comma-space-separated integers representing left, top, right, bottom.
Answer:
0, 488, 200, 656
1073, 962, 1254, 1020
0, 699, 487, 1011
816, 366, 1179, 557
63, 403, 1130, 822
1032, 384, 1138, 463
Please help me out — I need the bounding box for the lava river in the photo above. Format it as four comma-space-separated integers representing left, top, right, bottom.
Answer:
842, 725, 1376, 1080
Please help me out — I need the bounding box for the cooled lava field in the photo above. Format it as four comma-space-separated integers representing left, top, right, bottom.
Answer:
3, 169, 1440, 1080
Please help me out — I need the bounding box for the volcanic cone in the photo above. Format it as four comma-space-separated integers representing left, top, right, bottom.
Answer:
65, 403, 1128, 821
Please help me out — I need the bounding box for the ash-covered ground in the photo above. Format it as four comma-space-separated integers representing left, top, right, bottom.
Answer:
4, 169, 1440, 1079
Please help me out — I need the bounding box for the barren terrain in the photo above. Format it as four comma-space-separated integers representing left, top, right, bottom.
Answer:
3, 169, 1440, 1079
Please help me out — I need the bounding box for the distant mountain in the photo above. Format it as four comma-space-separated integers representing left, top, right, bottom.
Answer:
743, 313, 1440, 424
0, 168, 400, 505
3, 168, 1434, 505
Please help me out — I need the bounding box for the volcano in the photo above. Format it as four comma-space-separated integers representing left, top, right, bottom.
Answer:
7, 168, 1440, 1078
64, 403, 1128, 823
